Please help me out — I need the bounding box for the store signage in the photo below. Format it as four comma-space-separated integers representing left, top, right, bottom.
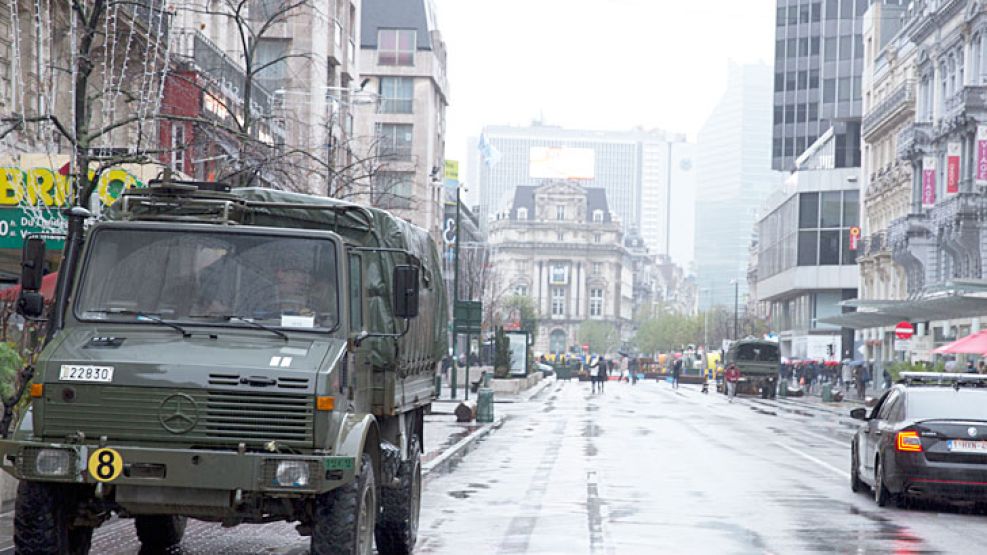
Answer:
921, 156, 936, 207
848, 226, 861, 251
947, 142, 961, 194
977, 125, 987, 187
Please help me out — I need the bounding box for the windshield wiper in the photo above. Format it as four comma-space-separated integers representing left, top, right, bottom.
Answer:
92, 308, 191, 338
189, 313, 289, 342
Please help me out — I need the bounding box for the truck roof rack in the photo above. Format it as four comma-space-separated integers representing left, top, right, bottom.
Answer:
898, 372, 987, 388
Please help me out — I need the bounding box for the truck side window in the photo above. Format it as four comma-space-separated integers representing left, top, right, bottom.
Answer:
348, 254, 363, 331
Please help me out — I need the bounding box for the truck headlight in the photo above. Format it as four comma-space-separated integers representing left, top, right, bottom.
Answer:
35, 449, 71, 477
275, 461, 310, 487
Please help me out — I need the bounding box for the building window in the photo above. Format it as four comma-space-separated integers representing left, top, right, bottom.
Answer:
556, 205, 565, 221
170, 124, 185, 173
593, 233, 601, 243
589, 288, 603, 317
255, 38, 289, 84
376, 123, 413, 160
516, 207, 528, 220
549, 264, 568, 285
797, 190, 859, 266
378, 29, 416, 66
514, 284, 528, 297
379, 77, 414, 114
551, 287, 566, 316
592, 209, 603, 222
557, 232, 565, 241
334, 20, 343, 48
373, 171, 414, 209
592, 262, 601, 275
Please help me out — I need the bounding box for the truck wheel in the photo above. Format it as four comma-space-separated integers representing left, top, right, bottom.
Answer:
375, 436, 422, 555
135, 515, 187, 549
14, 481, 93, 555
311, 453, 377, 555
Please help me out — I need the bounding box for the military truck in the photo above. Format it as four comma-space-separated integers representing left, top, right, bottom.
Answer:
0, 182, 447, 554
719, 339, 780, 399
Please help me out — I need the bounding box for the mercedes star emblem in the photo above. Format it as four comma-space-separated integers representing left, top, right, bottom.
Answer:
159, 393, 199, 434
969, 427, 979, 438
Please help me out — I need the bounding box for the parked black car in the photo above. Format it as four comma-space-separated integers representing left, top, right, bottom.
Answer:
850, 372, 987, 507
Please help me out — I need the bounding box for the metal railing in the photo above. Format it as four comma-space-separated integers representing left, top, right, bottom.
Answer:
862, 80, 915, 137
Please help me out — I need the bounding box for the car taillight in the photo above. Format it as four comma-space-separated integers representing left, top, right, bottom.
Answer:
896, 430, 923, 453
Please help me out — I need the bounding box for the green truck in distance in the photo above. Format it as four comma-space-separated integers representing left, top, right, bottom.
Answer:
1, 183, 447, 555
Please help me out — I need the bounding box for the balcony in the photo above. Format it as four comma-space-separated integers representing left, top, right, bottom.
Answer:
862, 81, 915, 140
944, 85, 987, 121
865, 231, 888, 257
896, 121, 933, 160
929, 190, 983, 229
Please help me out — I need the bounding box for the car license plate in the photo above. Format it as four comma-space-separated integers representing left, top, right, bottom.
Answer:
59, 365, 114, 382
946, 439, 987, 454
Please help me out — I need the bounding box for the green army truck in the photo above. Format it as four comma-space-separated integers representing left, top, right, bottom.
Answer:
719, 339, 780, 399
0, 182, 447, 554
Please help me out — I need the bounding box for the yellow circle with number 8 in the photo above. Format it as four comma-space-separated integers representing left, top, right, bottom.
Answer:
87, 448, 123, 482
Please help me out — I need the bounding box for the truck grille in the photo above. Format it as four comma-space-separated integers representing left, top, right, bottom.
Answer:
42, 386, 314, 448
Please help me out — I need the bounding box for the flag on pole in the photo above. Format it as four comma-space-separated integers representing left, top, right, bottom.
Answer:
478, 133, 502, 168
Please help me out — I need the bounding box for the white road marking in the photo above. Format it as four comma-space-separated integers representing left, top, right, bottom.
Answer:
774, 441, 849, 479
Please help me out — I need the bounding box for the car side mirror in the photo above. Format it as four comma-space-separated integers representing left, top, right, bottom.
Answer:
850, 407, 868, 420
20, 237, 45, 291
392, 265, 419, 319
17, 238, 46, 319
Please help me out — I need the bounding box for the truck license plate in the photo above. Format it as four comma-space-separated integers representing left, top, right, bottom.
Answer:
947, 440, 987, 453
59, 365, 114, 382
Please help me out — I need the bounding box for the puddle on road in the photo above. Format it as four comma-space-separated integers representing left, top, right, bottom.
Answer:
448, 490, 474, 499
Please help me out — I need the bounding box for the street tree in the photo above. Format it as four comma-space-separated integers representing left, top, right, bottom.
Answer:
578, 320, 618, 355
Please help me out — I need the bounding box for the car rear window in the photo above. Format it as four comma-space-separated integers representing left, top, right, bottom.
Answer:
906, 389, 987, 421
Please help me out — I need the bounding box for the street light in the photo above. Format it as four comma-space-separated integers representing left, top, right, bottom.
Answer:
730, 279, 739, 340
451, 182, 469, 400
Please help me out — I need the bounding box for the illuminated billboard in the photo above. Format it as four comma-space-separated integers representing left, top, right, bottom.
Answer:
529, 147, 595, 180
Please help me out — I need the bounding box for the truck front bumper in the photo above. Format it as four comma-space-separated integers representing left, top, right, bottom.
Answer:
0, 439, 357, 495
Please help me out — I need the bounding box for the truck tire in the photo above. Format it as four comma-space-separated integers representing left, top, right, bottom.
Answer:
311, 453, 377, 555
14, 481, 93, 555
375, 436, 422, 555
135, 515, 187, 549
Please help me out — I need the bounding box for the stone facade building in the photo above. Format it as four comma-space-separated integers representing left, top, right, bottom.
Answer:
831, 0, 987, 364
487, 181, 633, 355
355, 0, 449, 243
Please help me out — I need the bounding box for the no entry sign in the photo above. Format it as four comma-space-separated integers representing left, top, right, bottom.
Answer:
895, 321, 914, 340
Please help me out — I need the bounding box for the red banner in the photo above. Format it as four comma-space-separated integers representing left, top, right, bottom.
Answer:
922, 156, 936, 208
947, 142, 961, 194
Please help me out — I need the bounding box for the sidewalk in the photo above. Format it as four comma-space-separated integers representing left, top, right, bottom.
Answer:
434, 373, 556, 404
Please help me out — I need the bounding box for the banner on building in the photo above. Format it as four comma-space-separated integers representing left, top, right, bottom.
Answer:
947, 142, 961, 194
977, 125, 987, 187
848, 226, 861, 251
922, 156, 937, 208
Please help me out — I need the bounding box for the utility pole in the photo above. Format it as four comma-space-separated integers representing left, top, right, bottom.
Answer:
451, 186, 462, 399
733, 280, 739, 340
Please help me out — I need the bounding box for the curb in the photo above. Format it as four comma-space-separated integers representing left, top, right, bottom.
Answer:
422, 415, 505, 479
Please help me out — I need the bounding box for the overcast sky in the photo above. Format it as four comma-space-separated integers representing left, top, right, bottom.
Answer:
433, 0, 777, 171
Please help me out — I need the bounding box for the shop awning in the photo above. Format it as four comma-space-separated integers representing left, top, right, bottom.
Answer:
819, 294, 987, 329
934, 330, 987, 355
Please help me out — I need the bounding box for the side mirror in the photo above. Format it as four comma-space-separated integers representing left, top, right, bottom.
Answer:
850, 407, 868, 421
17, 291, 45, 319
20, 237, 46, 292
392, 265, 419, 319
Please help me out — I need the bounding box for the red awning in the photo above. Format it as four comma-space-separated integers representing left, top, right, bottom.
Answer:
0, 272, 59, 302
934, 330, 987, 356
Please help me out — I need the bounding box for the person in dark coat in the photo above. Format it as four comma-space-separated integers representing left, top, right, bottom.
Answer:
671, 358, 682, 389
596, 356, 608, 393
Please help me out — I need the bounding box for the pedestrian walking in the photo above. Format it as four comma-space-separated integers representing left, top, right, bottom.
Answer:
967, 360, 977, 373
725, 363, 740, 402
629, 357, 639, 385
671, 357, 682, 389
855, 367, 866, 400
883, 368, 892, 389
596, 356, 608, 393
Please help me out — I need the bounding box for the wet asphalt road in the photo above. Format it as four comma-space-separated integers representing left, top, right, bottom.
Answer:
5, 379, 987, 553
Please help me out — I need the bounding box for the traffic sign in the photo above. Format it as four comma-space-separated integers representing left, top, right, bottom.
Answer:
895, 321, 914, 340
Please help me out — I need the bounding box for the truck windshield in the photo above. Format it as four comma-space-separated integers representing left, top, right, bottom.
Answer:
75, 228, 339, 331
733, 343, 780, 363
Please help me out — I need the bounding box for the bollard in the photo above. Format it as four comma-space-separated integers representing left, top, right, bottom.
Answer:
435, 374, 442, 398
821, 384, 833, 403
779, 379, 788, 398
476, 371, 495, 423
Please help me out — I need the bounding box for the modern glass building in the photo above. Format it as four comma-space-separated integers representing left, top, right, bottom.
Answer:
695, 62, 787, 310
771, 0, 888, 171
